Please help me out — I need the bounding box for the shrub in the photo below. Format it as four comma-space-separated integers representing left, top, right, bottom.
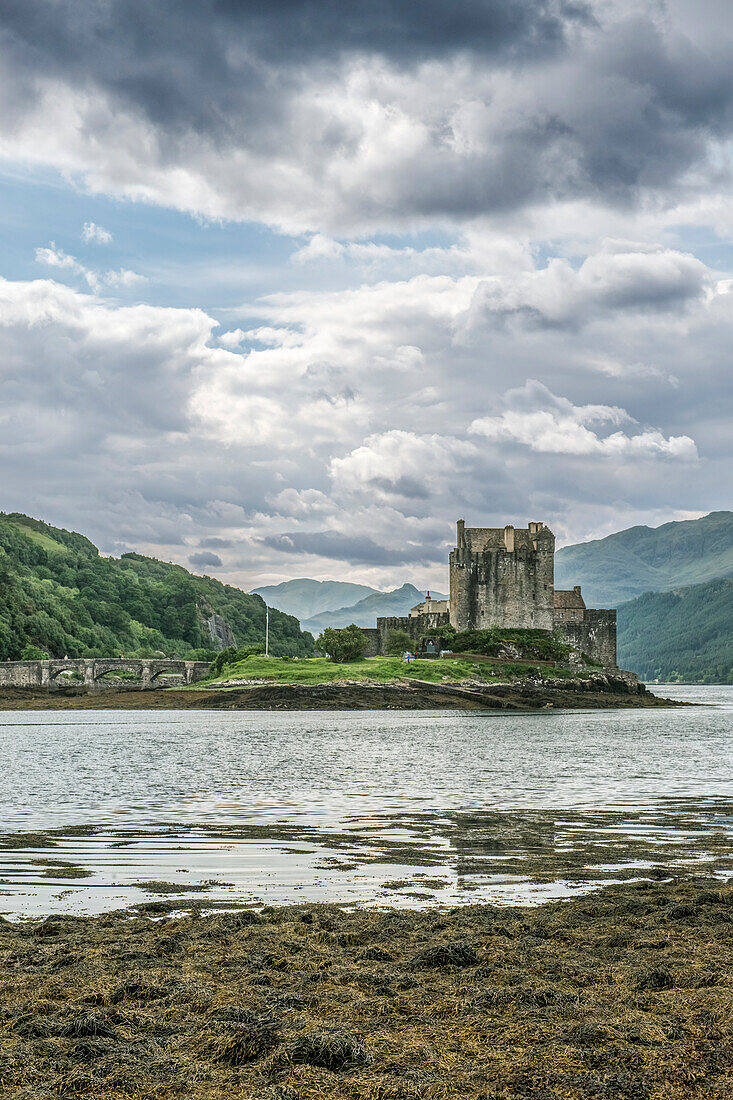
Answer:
209, 643, 265, 676
20, 643, 49, 660
385, 629, 412, 656
316, 625, 367, 663
447, 628, 570, 661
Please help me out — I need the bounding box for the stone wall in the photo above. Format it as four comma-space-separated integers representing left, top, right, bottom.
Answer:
557, 609, 617, 668
361, 628, 381, 657
376, 612, 450, 654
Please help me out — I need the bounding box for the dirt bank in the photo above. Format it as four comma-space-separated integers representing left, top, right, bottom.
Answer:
1, 878, 730, 1098
0, 675, 680, 711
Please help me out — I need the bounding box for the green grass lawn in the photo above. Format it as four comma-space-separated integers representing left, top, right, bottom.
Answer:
195, 654, 580, 688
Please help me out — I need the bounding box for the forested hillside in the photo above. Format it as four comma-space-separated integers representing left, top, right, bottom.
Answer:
618, 578, 733, 683
556, 511, 733, 607
0, 514, 313, 660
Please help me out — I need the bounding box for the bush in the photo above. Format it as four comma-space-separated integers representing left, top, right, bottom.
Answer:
209, 644, 264, 676
447, 628, 570, 661
20, 643, 49, 660
316, 625, 367, 663
385, 629, 412, 656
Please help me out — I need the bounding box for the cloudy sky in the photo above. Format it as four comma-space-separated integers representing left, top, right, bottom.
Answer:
1, 0, 731, 591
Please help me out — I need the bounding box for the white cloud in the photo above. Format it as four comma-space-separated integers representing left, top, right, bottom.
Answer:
82, 221, 113, 245
465, 242, 711, 331
35, 243, 86, 275
218, 328, 246, 348
291, 235, 346, 263
331, 430, 478, 498
34, 243, 144, 292
0, 244, 724, 588
268, 488, 335, 517
103, 268, 146, 287
470, 381, 698, 460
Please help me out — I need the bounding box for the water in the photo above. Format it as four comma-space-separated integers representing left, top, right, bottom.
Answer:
0, 686, 731, 917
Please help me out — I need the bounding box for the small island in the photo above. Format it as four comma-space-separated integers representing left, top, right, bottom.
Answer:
0, 515, 680, 710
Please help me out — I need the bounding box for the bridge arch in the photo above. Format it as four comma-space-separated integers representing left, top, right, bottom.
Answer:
49, 664, 85, 681
92, 659, 145, 683
149, 662, 187, 683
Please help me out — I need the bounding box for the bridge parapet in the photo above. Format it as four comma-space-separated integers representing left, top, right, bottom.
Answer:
0, 658, 210, 691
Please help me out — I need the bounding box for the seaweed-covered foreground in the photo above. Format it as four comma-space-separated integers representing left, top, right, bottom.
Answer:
1, 880, 731, 1099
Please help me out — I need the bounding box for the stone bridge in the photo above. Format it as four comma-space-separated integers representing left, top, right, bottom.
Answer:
0, 658, 211, 692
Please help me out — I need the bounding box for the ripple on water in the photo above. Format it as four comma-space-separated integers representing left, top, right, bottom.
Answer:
0, 687, 731, 916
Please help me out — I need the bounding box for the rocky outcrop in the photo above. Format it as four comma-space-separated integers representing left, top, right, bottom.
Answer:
203, 612, 235, 651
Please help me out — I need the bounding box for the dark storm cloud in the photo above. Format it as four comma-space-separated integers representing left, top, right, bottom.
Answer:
0, 0, 587, 109
261, 531, 446, 566
1, 1, 732, 231
189, 550, 223, 567
370, 476, 431, 500
9, 0, 732, 228
199, 537, 235, 549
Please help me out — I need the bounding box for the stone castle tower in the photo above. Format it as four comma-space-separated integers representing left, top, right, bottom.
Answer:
374, 516, 617, 667
449, 520, 555, 631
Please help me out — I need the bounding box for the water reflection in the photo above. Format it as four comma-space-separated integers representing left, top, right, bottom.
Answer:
0, 686, 731, 917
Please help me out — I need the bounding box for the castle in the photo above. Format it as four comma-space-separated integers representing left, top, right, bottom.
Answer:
373, 519, 617, 667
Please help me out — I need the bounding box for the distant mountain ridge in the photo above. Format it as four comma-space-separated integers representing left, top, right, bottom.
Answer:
252, 576, 447, 632
251, 578, 378, 620
302, 584, 448, 634
556, 511, 733, 607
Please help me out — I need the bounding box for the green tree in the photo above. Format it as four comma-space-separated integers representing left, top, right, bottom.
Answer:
385, 628, 413, 656
316, 624, 367, 663
21, 643, 49, 660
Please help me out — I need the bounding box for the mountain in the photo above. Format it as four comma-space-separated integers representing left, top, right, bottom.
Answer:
251, 578, 378, 620
0, 513, 314, 660
555, 511, 733, 607
618, 577, 733, 683
303, 584, 448, 634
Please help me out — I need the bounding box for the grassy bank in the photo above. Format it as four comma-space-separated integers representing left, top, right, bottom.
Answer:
199, 654, 584, 687
1, 879, 731, 1098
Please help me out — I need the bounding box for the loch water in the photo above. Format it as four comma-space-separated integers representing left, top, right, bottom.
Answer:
0, 685, 731, 917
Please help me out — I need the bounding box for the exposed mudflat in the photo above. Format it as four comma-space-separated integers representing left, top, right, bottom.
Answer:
1, 878, 731, 1098
0, 677, 681, 710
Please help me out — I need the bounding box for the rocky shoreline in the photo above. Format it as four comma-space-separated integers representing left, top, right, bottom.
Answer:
1, 878, 731, 1098
0, 672, 682, 710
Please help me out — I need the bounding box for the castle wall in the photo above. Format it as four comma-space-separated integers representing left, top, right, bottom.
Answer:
450, 527, 555, 631
554, 607, 585, 625
360, 628, 382, 657
376, 612, 449, 654
557, 610, 617, 668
